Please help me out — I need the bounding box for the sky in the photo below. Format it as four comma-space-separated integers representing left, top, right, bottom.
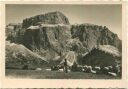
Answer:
6, 4, 122, 39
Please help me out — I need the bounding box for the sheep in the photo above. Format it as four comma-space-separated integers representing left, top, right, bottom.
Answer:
84, 66, 92, 73
104, 67, 109, 70
93, 66, 101, 74
68, 69, 71, 72
58, 69, 63, 72
87, 66, 92, 69
88, 66, 96, 74
73, 64, 119, 76
94, 66, 101, 70
83, 65, 96, 73
91, 69, 96, 74
108, 72, 117, 77
108, 66, 113, 69
82, 65, 94, 73
107, 66, 113, 72
35, 68, 42, 71
83, 65, 88, 68
82, 68, 85, 72
46, 68, 51, 71
100, 66, 118, 76
82, 65, 88, 72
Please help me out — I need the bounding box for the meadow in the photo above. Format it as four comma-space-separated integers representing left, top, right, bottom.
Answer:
6, 69, 121, 79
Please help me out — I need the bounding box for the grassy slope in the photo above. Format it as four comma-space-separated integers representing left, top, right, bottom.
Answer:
6, 41, 48, 69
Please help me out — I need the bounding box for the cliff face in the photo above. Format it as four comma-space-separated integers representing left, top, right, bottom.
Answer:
6, 11, 122, 63
6, 23, 23, 43
23, 25, 71, 60
71, 24, 122, 52
6, 23, 27, 45
22, 11, 70, 28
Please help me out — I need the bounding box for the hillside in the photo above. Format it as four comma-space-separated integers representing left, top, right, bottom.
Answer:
6, 41, 48, 69
78, 45, 121, 67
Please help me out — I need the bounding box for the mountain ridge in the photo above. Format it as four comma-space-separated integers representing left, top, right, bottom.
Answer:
6, 11, 122, 67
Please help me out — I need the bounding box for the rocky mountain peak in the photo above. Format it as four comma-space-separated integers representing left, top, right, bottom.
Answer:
22, 11, 70, 28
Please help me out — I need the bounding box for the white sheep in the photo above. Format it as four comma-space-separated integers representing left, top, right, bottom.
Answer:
82, 68, 85, 71
36, 68, 42, 71
68, 69, 71, 72
108, 72, 117, 77
94, 66, 101, 70
108, 66, 113, 69
58, 69, 63, 72
91, 69, 96, 74
104, 67, 109, 70
88, 66, 96, 74
46, 68, 51, 71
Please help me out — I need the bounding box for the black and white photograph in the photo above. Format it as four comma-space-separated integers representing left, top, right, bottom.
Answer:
1, 88, 126, 89
5, 4, 122, 79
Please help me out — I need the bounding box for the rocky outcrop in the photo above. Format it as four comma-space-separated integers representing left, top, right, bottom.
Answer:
6, 23, 23, 43
71, 24, 122, 52
6, 23, 28, 45
22, 11, 70, 28
23, 25, 71, 60
66, 38, 87, 54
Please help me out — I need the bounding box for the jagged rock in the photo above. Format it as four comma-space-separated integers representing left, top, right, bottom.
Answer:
23, 25, 71, 60
6, 23, 23, 43
6, 23, 27, 45
22, 11, 70, 28
71, 24, 122, 52
66, 37, 87, 54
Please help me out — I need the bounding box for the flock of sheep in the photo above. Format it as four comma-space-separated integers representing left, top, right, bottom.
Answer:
76, 65, 121, 77
45, 64, 121, 77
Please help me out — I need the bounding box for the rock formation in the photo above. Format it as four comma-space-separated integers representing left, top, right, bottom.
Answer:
5, 11, 122, 68
22, 11, 70, 28
71, 24, 122, 52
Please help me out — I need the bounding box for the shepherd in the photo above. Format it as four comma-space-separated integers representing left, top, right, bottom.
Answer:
64, 59, 68, 73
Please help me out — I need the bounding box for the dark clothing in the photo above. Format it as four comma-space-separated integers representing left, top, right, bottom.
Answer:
64, 59, 68, 73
